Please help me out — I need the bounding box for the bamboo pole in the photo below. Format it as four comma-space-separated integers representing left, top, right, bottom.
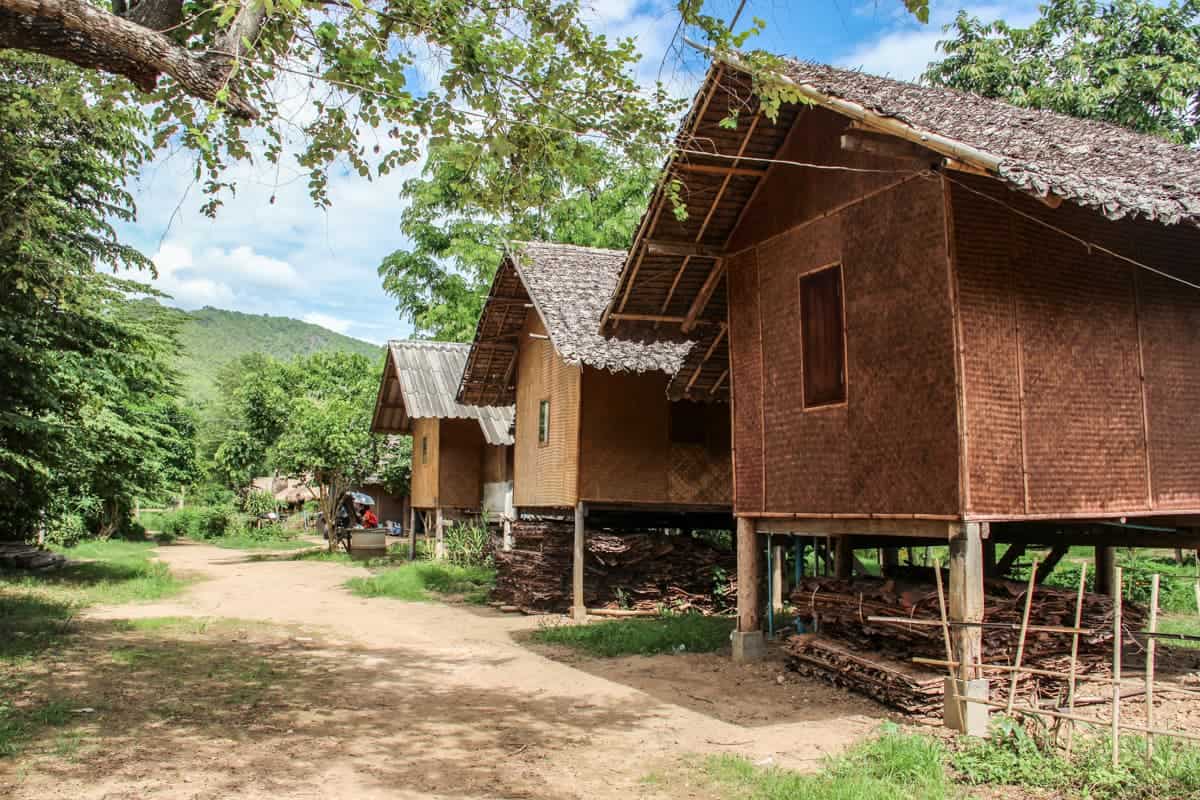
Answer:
931, 558, 956, 679
1008, 560, 1039, 714
1146, 573, 1160, 764
1112, 565, 1123, 768
1066, 562, 1088, 758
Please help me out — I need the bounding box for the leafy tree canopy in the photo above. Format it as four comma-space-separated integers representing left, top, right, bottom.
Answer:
925, 0, 1200, 145
0, 52, 196, 541
378, 139, 658, 340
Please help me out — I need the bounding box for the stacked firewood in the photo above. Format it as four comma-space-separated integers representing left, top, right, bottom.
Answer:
784, 576, 1146, 714
491, 521, 735, 614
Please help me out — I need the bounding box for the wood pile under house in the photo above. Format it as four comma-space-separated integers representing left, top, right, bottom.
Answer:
600, 54, 1200, 730
370, 340, 515, 556
458, 242, 734, 617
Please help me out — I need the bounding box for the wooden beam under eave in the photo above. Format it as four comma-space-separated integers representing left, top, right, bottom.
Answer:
681, 264, 726, 334
607, 312, 688, 324
685, 324, 727, 394
840, 129, 936, 162
644, 240, 725, 259
674, 162, 767, 178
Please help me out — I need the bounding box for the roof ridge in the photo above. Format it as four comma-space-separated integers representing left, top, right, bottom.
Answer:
388, 339, 472, 350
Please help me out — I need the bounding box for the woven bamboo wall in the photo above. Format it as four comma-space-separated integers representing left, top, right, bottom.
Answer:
437, 418, 484, 509
950, 174, 1200, 517
513, 314, 580, 508
410, 417, 439, 508
577, 368, 731, 506
728, 248, 764, 512
727, 153, 960, 515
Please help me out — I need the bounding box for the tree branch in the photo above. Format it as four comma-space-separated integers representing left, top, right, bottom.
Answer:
0, 0, 265, 119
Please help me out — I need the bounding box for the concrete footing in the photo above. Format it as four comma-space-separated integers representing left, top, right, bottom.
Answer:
944, 677, 990, 737
731, 630, 765, 662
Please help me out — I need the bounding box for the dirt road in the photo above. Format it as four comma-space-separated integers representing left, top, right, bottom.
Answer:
4, 541, 888, 800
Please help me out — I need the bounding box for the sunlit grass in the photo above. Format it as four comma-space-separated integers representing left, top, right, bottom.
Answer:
531, 614, 735, 657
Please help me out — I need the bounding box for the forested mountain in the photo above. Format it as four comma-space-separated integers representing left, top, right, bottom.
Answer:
171, 306, 384, 407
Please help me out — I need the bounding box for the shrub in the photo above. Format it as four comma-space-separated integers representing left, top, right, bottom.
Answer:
241, 490, 280, 518
442, 518, 492, 567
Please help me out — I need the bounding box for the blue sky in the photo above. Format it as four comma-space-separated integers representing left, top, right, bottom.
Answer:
119, 0, 1040, 345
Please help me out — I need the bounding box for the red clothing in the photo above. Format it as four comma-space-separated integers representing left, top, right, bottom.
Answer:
362, 509, 378, 527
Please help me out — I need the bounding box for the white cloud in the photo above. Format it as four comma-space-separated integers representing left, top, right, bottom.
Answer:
837, 2, 1042, 82
302, 312, 354, 334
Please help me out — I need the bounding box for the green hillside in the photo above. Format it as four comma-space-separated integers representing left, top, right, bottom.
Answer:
173, 306, 384, 407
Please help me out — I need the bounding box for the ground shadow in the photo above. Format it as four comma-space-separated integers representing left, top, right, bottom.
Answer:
1, 618, 653, 799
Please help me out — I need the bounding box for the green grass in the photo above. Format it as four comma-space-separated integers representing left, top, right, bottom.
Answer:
700, 722, 1200, 800
346, 561, 495, 604
704, 724, 949, 800
531, 614, 735, 657
1, 540, 185, 663
1157, 614, 1200, 650
0, 699, 73, 758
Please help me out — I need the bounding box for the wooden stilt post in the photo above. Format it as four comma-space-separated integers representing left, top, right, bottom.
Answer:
1095, 546, 1115, 597
733, 516, 764, 660
408, 506, 417, 560
835, 536, 853, 579
771, 541, 786, 613
946, 523, 987, 736
435, 507, 445, 560
794, 538, 803, 584
881, 547, 900, 578
949, 524, 985, 682
572, 501, 586, 622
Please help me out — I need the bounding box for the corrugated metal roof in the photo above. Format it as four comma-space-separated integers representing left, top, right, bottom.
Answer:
388, 340, 514, 445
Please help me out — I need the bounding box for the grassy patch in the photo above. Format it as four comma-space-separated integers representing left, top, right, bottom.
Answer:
0, 699, 73, 758
1, 540, 186, 663
699, 722, 1200, 800
952, 718, 1200, 799
704, 724, 949, 800
1158, 614, 1200, 649
346, 561, 494, 604
531, 614, 735, 657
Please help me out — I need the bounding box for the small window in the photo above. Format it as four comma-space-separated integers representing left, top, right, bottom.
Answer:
421, 436, 429, 465
537, 399, 550, 446
799, 265, 846, 408
669, 401, 707, 445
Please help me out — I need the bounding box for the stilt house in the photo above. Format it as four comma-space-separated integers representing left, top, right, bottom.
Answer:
600, 57, 1200, 672
458, 242, 733, 616
370, 340, 515, 554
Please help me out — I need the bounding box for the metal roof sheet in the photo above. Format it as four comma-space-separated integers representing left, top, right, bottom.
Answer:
387, 340, 514, 445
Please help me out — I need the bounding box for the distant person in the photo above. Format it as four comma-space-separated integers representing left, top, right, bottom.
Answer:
361, 506, 378, 528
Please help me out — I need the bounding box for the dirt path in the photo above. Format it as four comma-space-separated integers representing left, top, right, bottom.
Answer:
3, 541, 889, 800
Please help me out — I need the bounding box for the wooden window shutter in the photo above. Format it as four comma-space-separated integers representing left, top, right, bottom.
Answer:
799, 265, 846, 408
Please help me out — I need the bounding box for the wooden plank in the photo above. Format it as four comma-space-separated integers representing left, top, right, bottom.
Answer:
674, 162, 767, 178
682, 263, 727, 333
1035, 544, 1069, 583
644, 240, 724, 259
754, 517, 961, 539
771, 543, 785, 613
737, 516, 761, 632
840, 129, 934, 161
606, 312, 688, 324
994, 542, 1027, 577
